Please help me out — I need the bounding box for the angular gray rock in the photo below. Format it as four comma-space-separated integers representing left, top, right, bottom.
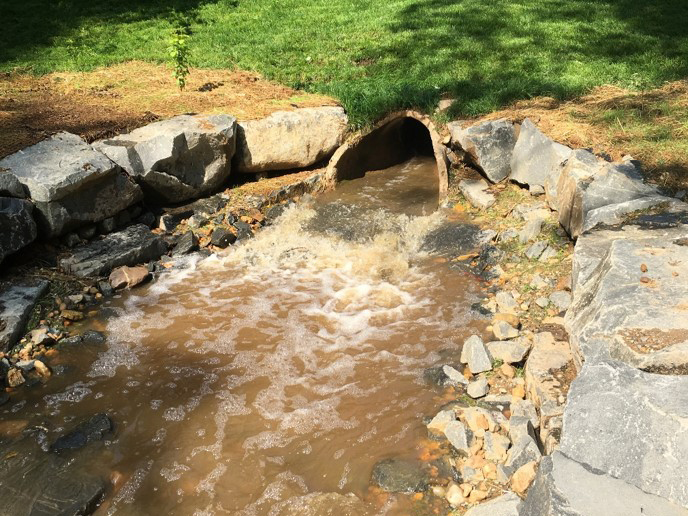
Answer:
548, 291, 571, 311
503, 435, 541, 476
0, 132, 142, 237
582, 195, 685, 234
59, 224, 168, 277
235, 107, 348, 173
95, 114, 237, 203
487, 338, 530, 363
567, 225, 688, 371
496, 291, 520, 314
0, 198, 37, 263
510, 118, 572, 189
449, 119, 517, 183
460, 335, 493, 373
445, 421, 471, 455
466, 492, 521, 516
467, 376, 489, 398
521, 451, 688, 516
0, 170, 26, 198
555, 150, 660, 238
560, 360, 688, 507
493, 321, 519, 340
525, 241, 548, 260
459, 178, 496, 209
0, 279, 49, 351
519, 218, 543, 243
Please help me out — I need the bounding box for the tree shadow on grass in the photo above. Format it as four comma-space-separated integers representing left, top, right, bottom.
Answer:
356, 0, 688, 121
0, 0, 217, 72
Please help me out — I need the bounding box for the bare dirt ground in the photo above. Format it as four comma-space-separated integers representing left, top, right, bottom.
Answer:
0, 61, 338, 158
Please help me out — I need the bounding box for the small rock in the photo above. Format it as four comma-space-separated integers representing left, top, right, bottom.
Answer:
445, 482, 465, 507
60, 310, 84, 321
210, 227, 237, 248
445, 421, 471, 455
98, 217, 116, 234
500, 363, 516, 378
15, 360, 35, 372
484, 431, 511, 461
459, 179, 496, 210
511, 460, 538, 496
549, 291, 572, 311
511, 384, 526, 399
7, 368, 25, 387
525, 241, 548, 260
33, 360, 51, 378
538, 246, 558, 262
109, 265, 149, 290
467, 376, 490, 399
492, 313, 520, 328
460, 335, 493, 374
519, 219, 543, 244
493, 321, 519, 340
427, 409, 456, 434
535, 297, 549, 308
442, 365, 469, 386
495, 292, 519, 314
499, 228, 520, 241
464, 492, 521, 515
233, 220, 254, 240
173, 231, 199, 255
504, 435, 541, 475
487, 338, 530, 363
468, 489, 488, 503
529, 184, 545, 196
462, 407, 496, 436
530, 274, 550, 289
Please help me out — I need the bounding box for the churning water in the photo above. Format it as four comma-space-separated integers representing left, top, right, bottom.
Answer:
1, 156, 487, 515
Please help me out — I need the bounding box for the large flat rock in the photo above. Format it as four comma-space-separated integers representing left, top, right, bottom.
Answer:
235, 107, 348, 173
566, 224, 688, 372
95, 114, 237, 203
59, 224, 168, 277
521, 451, 688, 516
449, 119, 516, 183
557, 360, 688, 508
0, 132, 142, 237
0, 279, 49, 351
510, 118, 571, 189
0, 198, 37, 263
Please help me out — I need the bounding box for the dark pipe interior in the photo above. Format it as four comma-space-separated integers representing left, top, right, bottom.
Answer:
335, 117, 435, 181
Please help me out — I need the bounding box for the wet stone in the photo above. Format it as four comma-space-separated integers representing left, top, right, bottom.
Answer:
174, 231, 199, 255
233, 221, 254, 240
51, 413, 113, 452
210, 227, 237, 248
370, 458, 428, 493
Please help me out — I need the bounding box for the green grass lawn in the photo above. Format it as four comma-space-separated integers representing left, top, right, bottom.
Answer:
2, 0, 687, 126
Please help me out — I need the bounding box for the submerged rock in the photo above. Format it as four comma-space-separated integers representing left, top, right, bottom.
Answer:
51, 413, 113, 452
272, 492, 371, 516
109, 265, 150, 290
370, 458, 428, 493
59, 224, 168, 277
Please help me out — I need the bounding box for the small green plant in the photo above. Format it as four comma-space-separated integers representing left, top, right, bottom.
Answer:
168, 19, 191, 91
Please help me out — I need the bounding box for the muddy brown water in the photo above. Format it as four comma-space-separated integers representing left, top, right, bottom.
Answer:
1, 156, 488, 515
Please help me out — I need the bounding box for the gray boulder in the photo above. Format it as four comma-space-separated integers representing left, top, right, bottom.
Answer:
459, 178, 496, 209
567, 225, 688, 372
235, 107, 348, 173
0, 279, 49, 351
510, 118, 572, 189
0, 132, 142, 237
555, 151, 659, 238
59, 224, 168, 277
95, 114, 237, 203
560, 360, 688, 507
449, 119, 517, 183
0, 198, 37, 263
521, 451, 688, 516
